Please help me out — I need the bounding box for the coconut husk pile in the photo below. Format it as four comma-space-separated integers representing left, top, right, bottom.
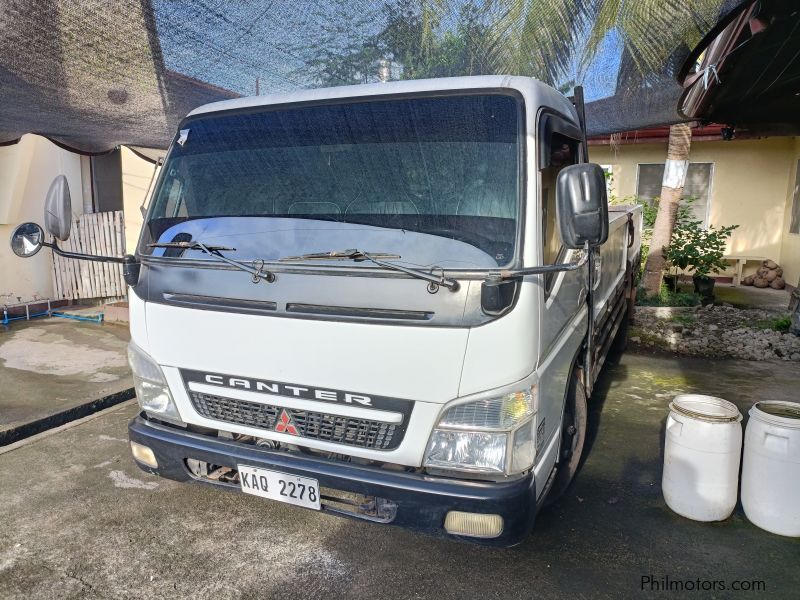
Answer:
742, 260, 786, 289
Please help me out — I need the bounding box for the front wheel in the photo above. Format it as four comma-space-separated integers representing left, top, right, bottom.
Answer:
543, 371, 588, 506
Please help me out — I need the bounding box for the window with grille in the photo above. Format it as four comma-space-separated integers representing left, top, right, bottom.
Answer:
636, 162, 713, 226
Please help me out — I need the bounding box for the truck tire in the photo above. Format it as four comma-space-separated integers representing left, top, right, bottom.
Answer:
543, 371, 588, 506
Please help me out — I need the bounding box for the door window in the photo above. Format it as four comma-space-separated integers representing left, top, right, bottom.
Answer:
540, 130, 580, 292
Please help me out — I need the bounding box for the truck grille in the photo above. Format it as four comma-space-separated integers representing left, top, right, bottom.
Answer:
189, 391, 403, 450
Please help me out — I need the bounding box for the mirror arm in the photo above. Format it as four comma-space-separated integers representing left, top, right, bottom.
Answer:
44, 240, 141, 285
489, 243, 590, 280
43, 239, 129, 265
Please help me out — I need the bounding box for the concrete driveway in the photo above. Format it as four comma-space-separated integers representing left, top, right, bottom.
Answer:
0, 318, 132, 442
0, 351, 798, 599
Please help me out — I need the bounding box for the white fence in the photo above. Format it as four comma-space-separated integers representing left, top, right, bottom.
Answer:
51, 211, 126, 300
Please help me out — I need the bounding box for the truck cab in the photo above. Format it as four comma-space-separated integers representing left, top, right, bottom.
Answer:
10, 75, 641, 546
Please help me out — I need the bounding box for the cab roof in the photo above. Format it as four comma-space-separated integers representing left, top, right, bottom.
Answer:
186, 75, 578, 125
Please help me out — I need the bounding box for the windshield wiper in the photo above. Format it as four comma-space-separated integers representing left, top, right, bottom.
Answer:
149, 241, 235, 253
279, 249, 400, 262
149, 241, 276, 283
279, 249, 460, 292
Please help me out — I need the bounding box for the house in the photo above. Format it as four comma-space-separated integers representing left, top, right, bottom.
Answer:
589, 124, 800, 288
0, 137, 157, 309
0, 70, 236, 314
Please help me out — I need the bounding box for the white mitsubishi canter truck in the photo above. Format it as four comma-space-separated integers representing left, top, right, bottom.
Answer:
10, 76, 641, 546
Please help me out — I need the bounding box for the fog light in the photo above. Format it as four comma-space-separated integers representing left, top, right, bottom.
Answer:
130, 441, 158, 468
444, 511, 503, 538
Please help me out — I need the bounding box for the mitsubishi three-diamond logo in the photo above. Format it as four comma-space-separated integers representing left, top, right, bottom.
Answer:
275, 409, 299, 435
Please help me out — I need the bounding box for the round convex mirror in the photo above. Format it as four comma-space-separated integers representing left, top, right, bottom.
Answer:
10, 222, 45, 258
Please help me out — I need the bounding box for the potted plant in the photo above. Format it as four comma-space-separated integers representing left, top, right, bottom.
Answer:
682, 220, 738, 301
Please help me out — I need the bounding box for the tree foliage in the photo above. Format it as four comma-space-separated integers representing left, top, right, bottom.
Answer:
297, 0, 516, 86
664, 212, 738, 279
295, 0, 728, 92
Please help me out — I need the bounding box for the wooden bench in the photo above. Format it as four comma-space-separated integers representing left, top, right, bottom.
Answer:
723, 255, 765, 286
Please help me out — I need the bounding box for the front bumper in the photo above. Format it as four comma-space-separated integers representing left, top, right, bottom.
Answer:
128, 415, 537, 546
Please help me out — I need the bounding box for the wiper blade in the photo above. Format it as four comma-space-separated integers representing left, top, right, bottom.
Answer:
148, 241, 275, 284
149, 241, 235, 252
279, 249, 400, 262
279, 249, 460, 292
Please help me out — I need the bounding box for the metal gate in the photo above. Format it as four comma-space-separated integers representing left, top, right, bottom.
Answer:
51, 211, 126, 300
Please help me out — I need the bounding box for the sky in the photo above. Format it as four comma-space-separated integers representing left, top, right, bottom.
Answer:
152, 0, 624, 101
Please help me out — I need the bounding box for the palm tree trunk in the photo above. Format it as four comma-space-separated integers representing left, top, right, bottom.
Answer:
642, 123, 693, 295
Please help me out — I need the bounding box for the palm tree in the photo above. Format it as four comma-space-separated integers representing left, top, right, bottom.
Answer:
576, 1, 718, 295
491, 0, 585, 86
642, 123, 693, 294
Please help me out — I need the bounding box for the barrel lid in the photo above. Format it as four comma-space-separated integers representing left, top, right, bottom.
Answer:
750, 401, 800, 428
669, 394, 742, 423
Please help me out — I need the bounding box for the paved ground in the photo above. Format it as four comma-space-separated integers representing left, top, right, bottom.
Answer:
713, 283, 791, 311
0, 351, 798, 599
0, 318, 131, 436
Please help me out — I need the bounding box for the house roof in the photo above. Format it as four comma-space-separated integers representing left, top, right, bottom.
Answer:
589, 123, 731, 145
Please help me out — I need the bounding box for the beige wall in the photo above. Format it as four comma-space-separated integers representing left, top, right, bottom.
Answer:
1, 140, 162, 304
0, 135, 84, 303
591, 136, 798, 281
121, 147, 159, 253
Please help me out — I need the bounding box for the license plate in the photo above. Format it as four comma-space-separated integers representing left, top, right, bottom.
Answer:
237, 465, 321, 510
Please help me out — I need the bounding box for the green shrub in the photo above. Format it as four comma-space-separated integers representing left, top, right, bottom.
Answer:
664, 203, 738, 280
753, 315, 792, 332
642, 200, 658, 229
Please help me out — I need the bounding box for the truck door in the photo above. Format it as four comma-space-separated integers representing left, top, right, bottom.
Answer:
536, 120, 588, 475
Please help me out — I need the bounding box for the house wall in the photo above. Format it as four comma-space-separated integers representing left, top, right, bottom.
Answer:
0, 135, 84, 304
779, 138, 800, 287
591, 136, 797, 280
0, 139, 164, 305
121, 147, 159, 253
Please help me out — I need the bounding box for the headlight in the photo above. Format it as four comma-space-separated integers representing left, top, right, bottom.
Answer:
127, 341, 182, 423
423, 387, 537, 476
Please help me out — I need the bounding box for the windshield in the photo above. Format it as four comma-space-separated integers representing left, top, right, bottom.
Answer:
142, 93, 522, 269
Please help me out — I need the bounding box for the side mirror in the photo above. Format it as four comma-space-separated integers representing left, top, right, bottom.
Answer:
8, 192, 138, 277
10, 222, 45, 258
555, 163, 608, 249
44, 175, 72, 241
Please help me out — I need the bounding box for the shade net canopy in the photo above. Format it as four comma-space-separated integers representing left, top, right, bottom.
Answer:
0, 0, 750, 153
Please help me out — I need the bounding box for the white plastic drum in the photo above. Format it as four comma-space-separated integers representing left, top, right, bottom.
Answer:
741, 401, 800, 537
663, 395, 742, 522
